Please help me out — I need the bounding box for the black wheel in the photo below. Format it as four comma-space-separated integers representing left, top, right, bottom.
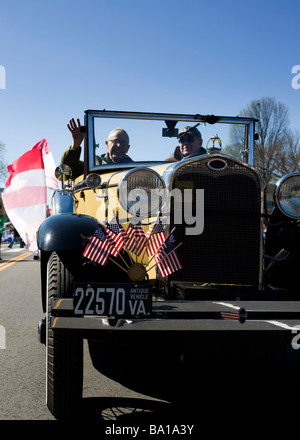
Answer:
46, 252, 83, 419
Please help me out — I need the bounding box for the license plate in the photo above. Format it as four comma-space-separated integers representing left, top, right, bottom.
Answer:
73, 283, 152, 317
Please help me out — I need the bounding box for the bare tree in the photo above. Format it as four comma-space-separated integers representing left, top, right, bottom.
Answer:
226, 97, 300, 187
277, 130, 300, 177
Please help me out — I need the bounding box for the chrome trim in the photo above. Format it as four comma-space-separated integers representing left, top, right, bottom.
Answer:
207, 158, 228, 171
85, 109, 256, 126
162, 154, 266, 289
206, 135, 222, 153
73, 173, 101, 194
85, 110, 257, 171
93, 190, 107, 200
93, 171, 121, 200
163, 153, 265, 199
248, 119, 255, 165
51, 189, 74, 214
50, 316, 300, 332
51, 297, 300, 313
54, 164, 72, 189
87, 112, 95, 173
273, 172, 300, 219
264, 249, 290, 262
50, 298, 300, 331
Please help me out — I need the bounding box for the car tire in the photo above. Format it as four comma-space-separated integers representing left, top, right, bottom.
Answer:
46, 252, 83, 419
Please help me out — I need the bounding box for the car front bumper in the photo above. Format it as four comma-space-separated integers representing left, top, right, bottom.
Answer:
50, 298, 300, 332
45, 298, 300, 362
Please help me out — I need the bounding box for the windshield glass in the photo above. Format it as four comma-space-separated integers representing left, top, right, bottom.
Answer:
86, 111, 254, 170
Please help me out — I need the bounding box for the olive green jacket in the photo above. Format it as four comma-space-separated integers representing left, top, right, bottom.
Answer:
60, 146, 133, 180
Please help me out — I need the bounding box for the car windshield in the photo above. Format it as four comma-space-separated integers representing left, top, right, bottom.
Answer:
86, 111, 255, 171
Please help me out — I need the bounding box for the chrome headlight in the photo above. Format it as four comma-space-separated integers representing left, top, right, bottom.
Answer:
274, 173, 300, 219
118, 168, 166, 217
73, 173, 101, 193
86, 173, 101, 188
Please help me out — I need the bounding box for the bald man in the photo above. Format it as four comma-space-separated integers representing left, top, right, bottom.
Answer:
61, 118, 133, 179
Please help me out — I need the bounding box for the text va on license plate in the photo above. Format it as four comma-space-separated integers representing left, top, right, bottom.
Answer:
73, 283, 152, 317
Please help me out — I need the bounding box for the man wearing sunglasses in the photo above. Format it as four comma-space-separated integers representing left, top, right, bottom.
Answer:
166, 125, 206, 161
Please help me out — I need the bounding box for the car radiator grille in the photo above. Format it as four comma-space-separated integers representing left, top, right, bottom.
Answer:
168, 158, 262, 286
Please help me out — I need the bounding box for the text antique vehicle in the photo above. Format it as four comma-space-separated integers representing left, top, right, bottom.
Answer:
37, 110, 300, 419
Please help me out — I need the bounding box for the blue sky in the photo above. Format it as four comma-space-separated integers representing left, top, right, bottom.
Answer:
0, 0, 300, 186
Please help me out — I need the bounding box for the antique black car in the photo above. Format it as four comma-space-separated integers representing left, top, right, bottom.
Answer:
37, 110, 300, 419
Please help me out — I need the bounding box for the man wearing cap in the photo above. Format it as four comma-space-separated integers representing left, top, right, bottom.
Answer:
165, 125, 206, 162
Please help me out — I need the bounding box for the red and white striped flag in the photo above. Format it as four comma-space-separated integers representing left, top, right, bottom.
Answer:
145, 218, 166, 257
1, 139, 59, 254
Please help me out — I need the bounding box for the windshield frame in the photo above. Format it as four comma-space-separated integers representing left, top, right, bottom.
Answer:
84, 109, 257, 175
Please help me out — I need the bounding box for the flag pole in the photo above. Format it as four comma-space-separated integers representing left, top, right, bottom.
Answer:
141, 214, 159, 265
123, 244, 135, 264
108, 257, 129, 273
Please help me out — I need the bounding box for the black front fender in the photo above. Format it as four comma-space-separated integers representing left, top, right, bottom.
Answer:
37, 213, 98, 251
38, 213, 98, 312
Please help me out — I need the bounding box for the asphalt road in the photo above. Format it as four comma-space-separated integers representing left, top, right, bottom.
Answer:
1, 244, 300, 426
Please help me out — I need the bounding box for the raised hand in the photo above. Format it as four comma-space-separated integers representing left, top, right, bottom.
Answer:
67, 118, 84, 149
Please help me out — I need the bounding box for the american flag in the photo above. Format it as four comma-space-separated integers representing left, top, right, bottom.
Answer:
83, 225, 114, 265
125, 221, 147, 256
105, 217, 128, 257
154, 234, 183, 277
220, 311, 240, 320
145, 218, 166, 257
